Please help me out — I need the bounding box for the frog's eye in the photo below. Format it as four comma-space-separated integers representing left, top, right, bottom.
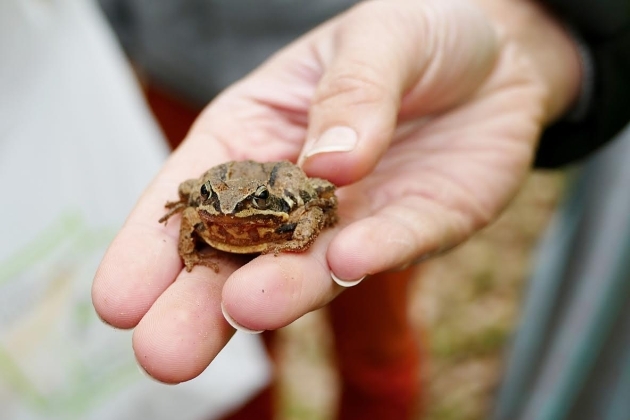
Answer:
200, 183, 211, 200
252, 186, 269, 209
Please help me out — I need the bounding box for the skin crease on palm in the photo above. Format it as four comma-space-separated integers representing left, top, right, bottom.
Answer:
92, 0, 581, 383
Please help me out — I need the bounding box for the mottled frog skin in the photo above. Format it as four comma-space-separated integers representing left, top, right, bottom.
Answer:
160, 160, 338, 272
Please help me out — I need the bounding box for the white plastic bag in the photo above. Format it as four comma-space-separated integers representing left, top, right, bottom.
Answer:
0, 1, 270, 419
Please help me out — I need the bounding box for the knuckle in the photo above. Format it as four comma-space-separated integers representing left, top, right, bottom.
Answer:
314, 65, 393, 109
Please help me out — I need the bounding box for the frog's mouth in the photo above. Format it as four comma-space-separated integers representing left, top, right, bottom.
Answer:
199, 210, 288, 225
198, 211, 295, 253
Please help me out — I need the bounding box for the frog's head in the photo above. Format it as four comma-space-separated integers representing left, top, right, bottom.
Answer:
198, 179, 291, 219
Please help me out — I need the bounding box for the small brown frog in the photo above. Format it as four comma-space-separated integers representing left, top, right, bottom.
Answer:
160, 160, 338, 272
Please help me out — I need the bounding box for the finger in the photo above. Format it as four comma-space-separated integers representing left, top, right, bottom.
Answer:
92, 221, 181, 329
327, 196, 478, 282
300, 0, 498, 186
132, 264, 237, 384
298, 1, 422, 185
91, 128, 236, 328
221, 229, 344, 332
326, 120, 535, 281
92, 90, 308, 329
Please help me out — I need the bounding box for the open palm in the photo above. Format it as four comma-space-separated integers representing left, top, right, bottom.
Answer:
93, 0, 564, 383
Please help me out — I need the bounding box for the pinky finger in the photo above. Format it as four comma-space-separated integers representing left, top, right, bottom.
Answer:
326, 198, 475, 282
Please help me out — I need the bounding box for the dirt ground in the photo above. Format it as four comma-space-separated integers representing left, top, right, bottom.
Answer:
275, 170, 566, 420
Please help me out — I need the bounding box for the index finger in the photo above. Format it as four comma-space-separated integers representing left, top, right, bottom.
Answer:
91, 136, 234, 329
91, 82, 313, 328
90, 24, 333, 328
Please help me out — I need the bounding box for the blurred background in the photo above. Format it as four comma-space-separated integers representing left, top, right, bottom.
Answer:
93, 3, 572, 418
3, 0, 628, 419
270, 171, 566, 420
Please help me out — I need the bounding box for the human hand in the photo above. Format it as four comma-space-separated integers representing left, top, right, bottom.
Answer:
92, 0, 581, 383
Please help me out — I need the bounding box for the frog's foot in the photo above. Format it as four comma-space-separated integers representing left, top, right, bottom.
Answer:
264, 234, 318, 256
159, 200, 187, 224
182, 248, 221, 273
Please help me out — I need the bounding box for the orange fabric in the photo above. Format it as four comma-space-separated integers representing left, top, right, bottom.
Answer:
144, 86, 424, 420
144, 84, 200, 149
329, 268, 423, 420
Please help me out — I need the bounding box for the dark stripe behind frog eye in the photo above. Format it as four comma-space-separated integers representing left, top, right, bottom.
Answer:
283, 189, 297, 207
299, 190, 311, 203
200, 183, 210, 200
280, 198, 292, 213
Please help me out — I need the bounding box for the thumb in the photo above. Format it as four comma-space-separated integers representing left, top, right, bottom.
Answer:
300, 0, 498, 185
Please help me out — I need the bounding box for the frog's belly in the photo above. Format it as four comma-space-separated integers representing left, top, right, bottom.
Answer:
199, 214, 294, 254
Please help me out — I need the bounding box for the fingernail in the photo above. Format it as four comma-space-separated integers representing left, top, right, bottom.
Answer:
304, 126, 358, 159
221, 302, 264, 334
331, 272, 365, 288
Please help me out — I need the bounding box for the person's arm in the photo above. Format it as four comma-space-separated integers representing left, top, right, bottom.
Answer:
535, 0, 630, 167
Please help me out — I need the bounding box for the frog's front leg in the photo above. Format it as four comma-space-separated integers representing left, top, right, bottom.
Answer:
159, 179, 198, 223
178, 207, 220, 273
267, 206, 327, 254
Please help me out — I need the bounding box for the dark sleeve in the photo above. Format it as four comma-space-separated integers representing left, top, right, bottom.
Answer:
96, 0, 138, 56
534, 0, 630, 168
